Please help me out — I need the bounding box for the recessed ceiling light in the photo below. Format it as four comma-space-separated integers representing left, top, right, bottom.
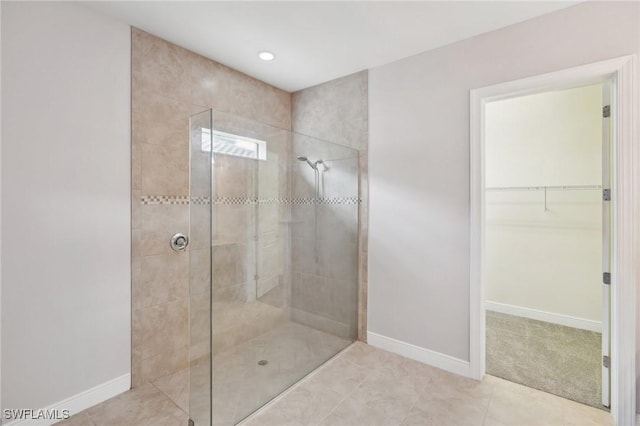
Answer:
258, 51, 275, 61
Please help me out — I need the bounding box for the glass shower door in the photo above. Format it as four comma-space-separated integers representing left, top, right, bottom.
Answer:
189, 109, 213, 426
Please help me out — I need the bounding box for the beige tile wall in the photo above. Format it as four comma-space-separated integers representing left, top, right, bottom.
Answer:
131, 28, 291, 387
132, 28, 368, 387
291, 71, 369, 341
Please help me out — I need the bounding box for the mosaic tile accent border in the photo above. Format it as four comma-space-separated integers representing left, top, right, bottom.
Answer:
215, 196, 361, 205
140, 195, 361, 206
293, 197, 361, 206
191, 196, 210, 205
140, 195, 189, 205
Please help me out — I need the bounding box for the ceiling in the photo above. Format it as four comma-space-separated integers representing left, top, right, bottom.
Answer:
85, 1, 577, 92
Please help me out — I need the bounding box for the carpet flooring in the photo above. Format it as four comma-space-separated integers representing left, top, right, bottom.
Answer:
486, 310, 605, 409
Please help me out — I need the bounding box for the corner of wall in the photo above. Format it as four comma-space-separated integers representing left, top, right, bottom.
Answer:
290, 70, 369, 342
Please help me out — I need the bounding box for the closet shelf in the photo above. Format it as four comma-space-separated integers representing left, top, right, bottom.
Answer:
486, 184, 603, 211
486, 184, 602, 192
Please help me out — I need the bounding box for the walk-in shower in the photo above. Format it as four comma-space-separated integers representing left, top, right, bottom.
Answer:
188, 110, 360, 425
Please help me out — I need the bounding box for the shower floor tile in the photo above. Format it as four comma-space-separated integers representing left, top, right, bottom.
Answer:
210, 321, 352, 424
58, 339, 614, 426
154, 320, 352, 425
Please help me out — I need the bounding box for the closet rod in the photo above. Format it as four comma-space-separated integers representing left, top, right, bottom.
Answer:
486, 184, 602, 192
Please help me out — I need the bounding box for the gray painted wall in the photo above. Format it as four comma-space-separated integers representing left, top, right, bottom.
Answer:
369, 0, 638, 369
1, 2, 131, 410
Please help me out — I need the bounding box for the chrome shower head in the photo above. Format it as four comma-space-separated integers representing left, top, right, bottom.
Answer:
297, 156, 317, 170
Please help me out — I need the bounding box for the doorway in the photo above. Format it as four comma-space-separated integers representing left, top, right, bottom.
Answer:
469, 55, 637, 425
482, 82, 609, 408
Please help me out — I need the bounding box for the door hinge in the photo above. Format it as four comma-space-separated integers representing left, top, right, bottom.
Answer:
603, 188, 611, 201
603, 105, 610, 118
603, 355, 610, 368
603, 272, 611, 285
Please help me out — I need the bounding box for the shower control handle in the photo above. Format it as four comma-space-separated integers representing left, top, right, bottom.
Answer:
170, 233, 189, 252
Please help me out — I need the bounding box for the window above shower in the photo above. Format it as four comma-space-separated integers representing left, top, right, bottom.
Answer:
201, 128, 267, 160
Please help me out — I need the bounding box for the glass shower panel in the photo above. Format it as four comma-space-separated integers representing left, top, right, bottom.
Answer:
208, 113, 293, 425
290, 134, 360, 340
190, 110, 360, 425
255, 130, 290, 312
189, 110, 213, 426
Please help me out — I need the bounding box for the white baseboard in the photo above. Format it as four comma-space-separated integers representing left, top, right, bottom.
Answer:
367, 331, 472, 378
485, 301, 602, 332
2, 374, 130, 426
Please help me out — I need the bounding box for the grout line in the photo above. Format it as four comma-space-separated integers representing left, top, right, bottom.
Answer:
84, 392, 123, 426
480, 382, 496, 426
480, 376, 499, 426
82, 411, 99, 426
135, 295, 191, 311
396, 377, 433, 425
315, 370, 369, 425
149, 381, 189, 417
314, 348, 377, 424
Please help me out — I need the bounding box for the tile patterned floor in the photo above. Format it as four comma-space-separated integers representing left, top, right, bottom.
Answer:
58, 341, 613, 426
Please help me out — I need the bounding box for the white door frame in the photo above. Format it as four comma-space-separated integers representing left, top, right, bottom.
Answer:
469, 55, 637, 426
